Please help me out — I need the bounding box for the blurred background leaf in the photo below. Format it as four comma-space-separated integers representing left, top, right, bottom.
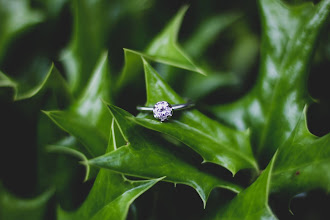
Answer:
0, 0, 329, 219
0, 183, 54, 220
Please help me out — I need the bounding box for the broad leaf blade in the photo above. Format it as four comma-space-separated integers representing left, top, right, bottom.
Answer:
43, 111, 107, 157
271, 108, 330, 194
211, 108, 330, 219
89, 104, 242, 207
211, 158, 277, 220
70, 52, 112, 134
62, 0, 152, 94
116, 6, 206, 90
132, 59, 258, 175
211, 0, 330, 162
0, 64, 72, 102
143, 6, 205, 75
62, 0, 145, 94
44, 53, 111, 158
58, 113, 163, 220
58, 169, 163, 220
61, 0, 110, 94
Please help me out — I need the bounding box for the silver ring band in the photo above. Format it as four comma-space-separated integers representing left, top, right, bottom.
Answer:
137, 101, 194, 122
137, 103, 194, 111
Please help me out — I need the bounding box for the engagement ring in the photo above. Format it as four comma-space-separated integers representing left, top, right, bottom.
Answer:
137, 101, 194, 122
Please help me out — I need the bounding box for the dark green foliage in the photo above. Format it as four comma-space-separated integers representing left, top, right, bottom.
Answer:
0, 0, 329, 219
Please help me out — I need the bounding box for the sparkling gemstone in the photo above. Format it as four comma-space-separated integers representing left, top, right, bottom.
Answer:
153, 101, 173, 122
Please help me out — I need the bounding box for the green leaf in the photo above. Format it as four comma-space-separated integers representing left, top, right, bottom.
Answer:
210, 157, 277, 220
89, 104, 242, 207
115, 48, 143, 91
210, 108, 330, 219
61, 0, 110, 94
211, 0, 330, 161
0, 71, 16, 99
58, 115, 163, 220
0, 183, 54, 220
44, 52, 111, 158
0, 0, 43, 61
46, 143, 94, 182
182, 72, 238, 101
58, 169, 163, 220
150, 13, 247, 101
183, 13, 241, 59
270, 108, 330, 195
62, 0, 149, 94
132, 59, 258, 175
137, 6, 205, 74
32, 0, 68, 18
116, 6, 206, 90
0, 64, 72, 102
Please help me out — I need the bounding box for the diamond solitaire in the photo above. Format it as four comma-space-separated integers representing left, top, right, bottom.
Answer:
137, 101, 194, 122
153, 101, 173, 122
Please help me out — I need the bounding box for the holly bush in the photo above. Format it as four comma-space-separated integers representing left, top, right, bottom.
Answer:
0, 0, 329, 219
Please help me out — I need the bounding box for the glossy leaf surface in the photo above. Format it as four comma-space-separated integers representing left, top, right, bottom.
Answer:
89, 104, 241, 207
182, 13, 258, 100
61, 0, 109, 94
211, 0, 330, 162
133, 59, 258, 175
1, 0, 329, 219
116, 6, 206, 90
135, 6, 205, 74
58, 113, 163, 220
44, 53, 111, 158
58, 170, 162, 220
270, 109, 330, 195
211, 109, 330, 219
211, 158, 276, 220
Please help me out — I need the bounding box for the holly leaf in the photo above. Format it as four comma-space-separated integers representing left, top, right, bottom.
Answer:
0, 183, 54, 220
0, 0, 43, 61
131, 59, 258, 175
57, 169, 163, 220
164, 13, 243, 100
209, 107, 330, 219
61, 0, 111, 94
58, 111, 163, 220
44, 52, 111, 158
89, 104, 242, 207
209, 157, 277, 220
62, 0, 150, 94
0, 64, 71, 102
116, 6, 205, 90
211, 0, 330, 162
130, 6, 205, 74
270, 107, 330, 195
